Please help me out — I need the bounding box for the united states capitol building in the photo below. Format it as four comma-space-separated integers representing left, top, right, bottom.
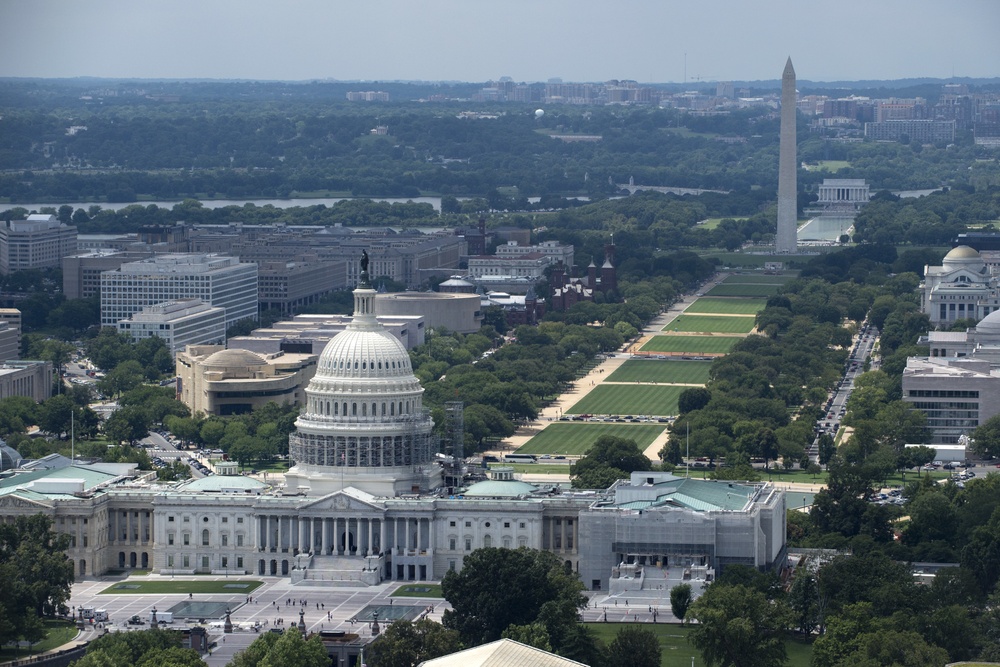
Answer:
0, 262, 786, 590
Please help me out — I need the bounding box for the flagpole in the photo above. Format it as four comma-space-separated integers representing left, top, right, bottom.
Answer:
71, 410, 75, 464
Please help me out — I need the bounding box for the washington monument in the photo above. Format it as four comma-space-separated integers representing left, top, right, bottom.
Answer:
776, 57, 798, 254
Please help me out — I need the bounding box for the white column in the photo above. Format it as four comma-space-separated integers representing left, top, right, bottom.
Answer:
298, 518, 306, 554
367, 519, 374, 556
321, 518, 330, 555
277, 516, 283, 553
417, 518, 423, 553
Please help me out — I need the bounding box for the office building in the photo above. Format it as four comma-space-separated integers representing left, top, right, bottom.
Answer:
100, 254, 258, 329
0, 215, 78, 274
63, 250, 155, 299
117, 299, 227, 356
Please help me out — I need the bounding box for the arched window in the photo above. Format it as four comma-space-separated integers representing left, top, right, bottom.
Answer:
390, 403, 395, 416
335, 402, 339, 416
343, 402, 348, 416
382, 402, 386, 416
483, 535, 492, 548
352, 403, 357, 416
362, 404, 367, 417
202, 529, 210, 546
371, 403, 377, 416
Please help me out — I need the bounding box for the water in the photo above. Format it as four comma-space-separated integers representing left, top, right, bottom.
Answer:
0, 196, 447, 215
797, 216, 854, 242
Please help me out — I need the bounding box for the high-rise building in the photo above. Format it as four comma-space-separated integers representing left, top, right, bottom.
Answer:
776, 58, 798, 254
0, 214, 78, 274
100, 254, 258, 329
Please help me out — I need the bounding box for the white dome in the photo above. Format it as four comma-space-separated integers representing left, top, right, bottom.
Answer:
315, 327, 413, 379
977, 309, 1000, 334
202, 348, 265, 368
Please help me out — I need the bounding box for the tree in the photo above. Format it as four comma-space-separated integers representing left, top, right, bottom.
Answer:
571, 435, 650, 489
686, 583, 792, 667
103, 406, 151, 446
38, 394, 75, 437
259, 627, 336, 667
441, 547, 586, 649
678, 387, 711, 414
368, 619, 462, 667
501, 623, 552, 652
787, 570, 820, 638
0, 515, 74, 645
74, 629, 205, 667
607, 625, 661, 667
971, 414, 1000, 460
670, 583, 693, 621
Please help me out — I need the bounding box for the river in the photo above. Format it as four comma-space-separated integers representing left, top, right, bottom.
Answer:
0, 196, 448, 215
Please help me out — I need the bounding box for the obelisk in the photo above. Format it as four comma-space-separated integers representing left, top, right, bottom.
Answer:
776, 57, 798, 254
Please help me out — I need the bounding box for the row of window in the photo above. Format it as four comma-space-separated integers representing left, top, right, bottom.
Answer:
166, 530, 245, 547
166, 554, 244, 570
167, 515, 245, 524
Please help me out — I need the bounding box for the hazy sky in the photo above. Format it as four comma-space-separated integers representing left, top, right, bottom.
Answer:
2, 0, 998, 83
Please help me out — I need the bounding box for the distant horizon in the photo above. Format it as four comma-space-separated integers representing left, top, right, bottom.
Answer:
4, 74, 999, 88
1, 0, 997, 83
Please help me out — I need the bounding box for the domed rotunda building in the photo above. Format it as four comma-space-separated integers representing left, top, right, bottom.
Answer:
285, 261, 441, 497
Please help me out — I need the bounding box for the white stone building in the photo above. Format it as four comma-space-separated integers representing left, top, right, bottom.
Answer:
921, 246, 1000, 326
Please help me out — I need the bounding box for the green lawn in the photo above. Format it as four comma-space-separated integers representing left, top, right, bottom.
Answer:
492, 463, 573, 474
99, 579, 263, 595
662, 315, 756, 334
705, 284, 780, 298
517, 423, 668, 456
567, 385, 685, 417
607, 359, 712, 385
722, 274, 795, 285
640, 335, 739, 355
686, 297, 768, 315
0, 619, 78, 660
582, 623, 813, 667
808, 160, 851, 172
697, 217, 747, 230
391, 584, 443, 598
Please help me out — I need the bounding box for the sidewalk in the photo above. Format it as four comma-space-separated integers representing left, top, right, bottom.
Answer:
490, 274, 725, 460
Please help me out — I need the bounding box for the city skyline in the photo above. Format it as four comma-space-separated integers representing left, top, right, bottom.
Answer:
1, 0, 998, 84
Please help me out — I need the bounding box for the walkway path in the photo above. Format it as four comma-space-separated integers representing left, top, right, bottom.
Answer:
488, 274, 728, 463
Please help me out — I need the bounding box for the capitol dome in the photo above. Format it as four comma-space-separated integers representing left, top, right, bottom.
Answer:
286, 265, 441, 497
977, 309, 1000, 335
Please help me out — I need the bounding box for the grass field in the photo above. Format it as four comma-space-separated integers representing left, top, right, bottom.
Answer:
516, 423, 667, 456
705, 284, 780, 298
686, 297, 767, 315
697, 217, 747, 229
567, 385, 684, 417
807, 160, 851, 172
391, 584, 443, 598
722, 274, 795, 285
0, 619, 78, 660
493, 463, 573, 474
582, 623, 813, 667
99, 579, 263, 595
663, 315, 756, 334
607, 359, 712, 384
640, 335, 739, 355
